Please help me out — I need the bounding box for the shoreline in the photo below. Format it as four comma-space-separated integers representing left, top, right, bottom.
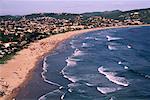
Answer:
0, 24, 149, 100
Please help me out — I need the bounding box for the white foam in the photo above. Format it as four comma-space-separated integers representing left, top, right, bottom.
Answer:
85, 37, 94, 40
97, 87, 121, 94
110, 97, 114, 100
61, 93, 65, 100
68, 88, 73, 92
98, 66, 129, 87
41, 57, 61, 86
118, 61, 122, 65
124, 66, 129, 70
59, 86, 63, 89
82, 43, 90, 47
118, 61, 129, 65
70, 40, 77, 49
43, 57, 48, 72
61, 68, 78, 83
68, 83, 81, 88
95, 38, 102, 41
108, 45, 117, 50
39, 89, 63, 100
106, 35, 122, 41
85, 83, 95, 87
73, 49, 84, 57
70, 40, 76, 45
39, 95, 47, 100
66, 57, 77, 67
64, 75, 78, 83
127, 45, 132, 49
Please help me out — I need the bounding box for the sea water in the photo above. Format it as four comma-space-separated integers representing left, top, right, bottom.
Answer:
39, 26, 150, 100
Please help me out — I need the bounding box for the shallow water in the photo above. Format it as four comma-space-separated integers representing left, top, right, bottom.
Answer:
39, 26, 150, 100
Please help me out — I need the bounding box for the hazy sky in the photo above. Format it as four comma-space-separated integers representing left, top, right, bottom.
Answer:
0, 0, 150, 15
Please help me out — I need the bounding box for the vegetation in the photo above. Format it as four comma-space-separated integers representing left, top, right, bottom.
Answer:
82, 8, 150, 24
0, 52, 16, 64
1, 8, 149, 23
0, 8, 149, 64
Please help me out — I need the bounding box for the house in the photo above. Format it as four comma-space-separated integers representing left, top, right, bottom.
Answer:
3, 43, 11, 48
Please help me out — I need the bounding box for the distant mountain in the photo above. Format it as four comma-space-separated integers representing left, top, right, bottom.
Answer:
82, 8, 150, 23
0, 8, 150, 23
120, 8, 150, 23
24, 13, 79, 20
82, 10, 122, 19
0, 13, 80, 21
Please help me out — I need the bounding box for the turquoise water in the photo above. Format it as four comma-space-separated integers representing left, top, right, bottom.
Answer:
39, 26, 150, 100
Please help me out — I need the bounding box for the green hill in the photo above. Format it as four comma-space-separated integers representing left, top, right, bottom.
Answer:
82, 8, 150, 23
0, 8, 150, 23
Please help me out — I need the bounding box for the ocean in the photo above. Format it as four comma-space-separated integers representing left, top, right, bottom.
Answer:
17, 26, 150, 100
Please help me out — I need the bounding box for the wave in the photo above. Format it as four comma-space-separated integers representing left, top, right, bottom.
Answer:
106, 35, 122, 41
127, 45, 132, 49
39, 89, 64, 100
66, 57, 77, 67
85, 36, 95, 40
98, 66, 129, 87
118, 61, 129, 66
60, 49, 83, 83
82, 43, 90, 48
63, 74, 79, 83
108, 45, 117, 50
61, 93, 66, 100
41, 57, 61, 87
95, 38, 102, 41
118, 61, 129, 69
70, 40, 77, 49
70, 40, 77, 45
85, 82, 95, 87
97, 87, 121, 94
124, 66, 129, 70
118, 61, 122, 65
73, 49, 85, 57
61, 67, 79, 83
39, 95, 46, 100
68, 88, 73, 93
108, 44, 130, 51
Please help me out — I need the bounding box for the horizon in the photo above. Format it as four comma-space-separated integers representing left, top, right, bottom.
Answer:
0, 0, 150, 16
1, 7, 150, 16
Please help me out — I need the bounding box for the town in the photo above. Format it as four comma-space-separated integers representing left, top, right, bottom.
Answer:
0, 13, 143, 63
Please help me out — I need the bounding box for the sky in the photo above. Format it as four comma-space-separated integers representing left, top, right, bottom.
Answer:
0, 0, 150, 15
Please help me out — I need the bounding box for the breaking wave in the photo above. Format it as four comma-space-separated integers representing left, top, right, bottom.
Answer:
97, 87, 121, 94
108, 45, 118, 50
106, 35, 122, 41
66, 57, 77, 67
73, 49, 85, 57
41, 57, 61, 87
82, 43, 91, 48
98, 66, 129, 87
85, 36, 95, 40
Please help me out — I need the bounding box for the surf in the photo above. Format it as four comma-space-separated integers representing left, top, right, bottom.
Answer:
98, 66, 129, 87
106, 35, 122, 41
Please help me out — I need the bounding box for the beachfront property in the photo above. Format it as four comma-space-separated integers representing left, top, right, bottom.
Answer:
0, 0, 149, 98
0, 13, 144, 62
0, 8, 148, 98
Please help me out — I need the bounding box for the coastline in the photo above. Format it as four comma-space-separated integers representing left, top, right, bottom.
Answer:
0, 24, 149, 100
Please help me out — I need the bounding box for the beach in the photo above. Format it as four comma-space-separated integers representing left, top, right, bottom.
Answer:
0, 25, 149, 100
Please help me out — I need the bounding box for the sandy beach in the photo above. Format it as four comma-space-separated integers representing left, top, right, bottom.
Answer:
0, 25, 149, 100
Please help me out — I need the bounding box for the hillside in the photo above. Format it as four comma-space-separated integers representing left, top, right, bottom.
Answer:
0, 8, 150, 23
82, 8, 150, 23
